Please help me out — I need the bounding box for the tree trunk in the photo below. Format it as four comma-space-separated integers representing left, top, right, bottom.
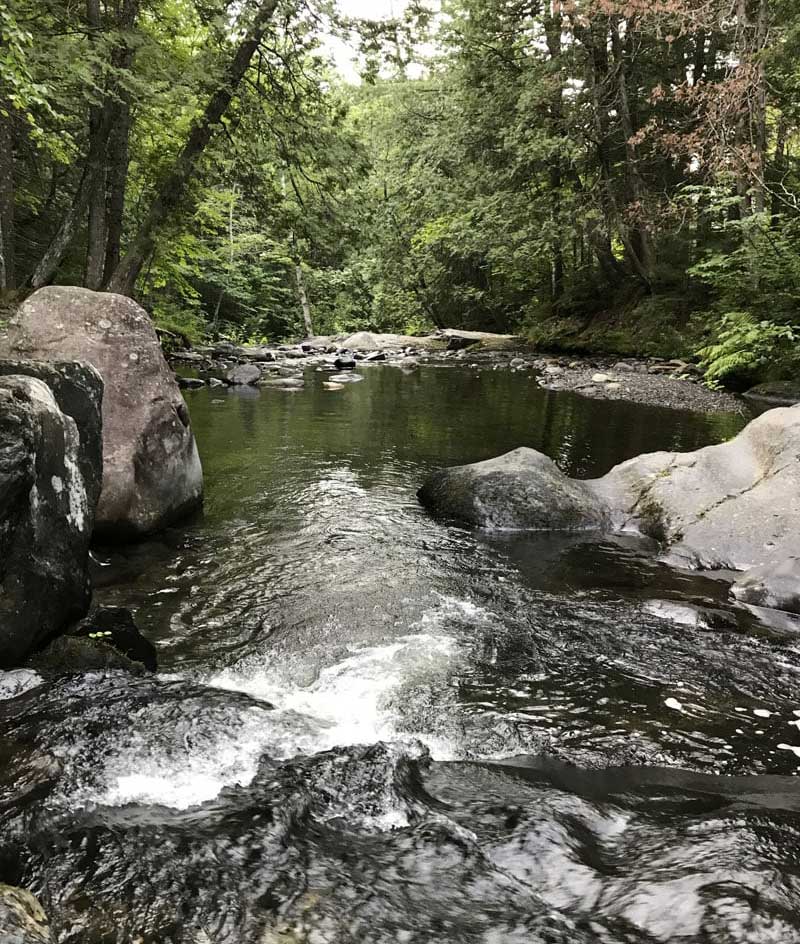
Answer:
544, 0, 565, 304
0, 106, 15, 292
295, 263, 314, 337
770, 115, 788, 225
101, 0, 139, 285
610, 17, 652, 288
107, 0, 281, 296
28, 109, 113, 289
751, 0, 769, 215
84, 0, 107, 289
102, 97, 132, 284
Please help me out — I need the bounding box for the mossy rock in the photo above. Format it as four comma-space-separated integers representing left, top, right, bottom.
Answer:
743, 381, 800, 406
0, 884, 50, 943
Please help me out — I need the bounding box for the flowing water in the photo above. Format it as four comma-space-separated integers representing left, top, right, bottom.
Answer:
4, 364, 800, 943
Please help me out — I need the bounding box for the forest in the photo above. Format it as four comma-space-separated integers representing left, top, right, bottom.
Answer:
2, 0, 799, 387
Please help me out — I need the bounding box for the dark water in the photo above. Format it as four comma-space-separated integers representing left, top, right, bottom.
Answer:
5, 364, 800, 943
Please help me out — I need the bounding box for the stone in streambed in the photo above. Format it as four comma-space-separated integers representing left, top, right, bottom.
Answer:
226, 363, 262, 386
419, 404, 800, 581
72, 606, 157, 671
8, 286, 203, 539
334, 352, 357, 371
418, 447, 611, 531
743, 381, 800, 406
329, 373, 363, 384
0, 885, 50, 943
0, 365, 103, 668
177, 376, 206, 389
730, 558, 800, 615
260, 376, 305, 390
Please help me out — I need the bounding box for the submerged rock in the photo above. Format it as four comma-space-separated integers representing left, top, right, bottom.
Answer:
0, 885, 50, 943
260, 376, 305, 390
418, 447, 611, 531
8, 286, 203, 539
0, 364, 103, 668
177, 376, 206, 390
29, 635, 148, 675
72, 606, 158, 671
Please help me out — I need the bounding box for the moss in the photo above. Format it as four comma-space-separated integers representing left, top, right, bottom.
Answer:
523, 294, 705, 360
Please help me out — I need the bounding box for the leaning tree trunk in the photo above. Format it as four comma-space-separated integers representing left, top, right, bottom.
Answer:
28, 108, 113, 290
107, 0, 281, 297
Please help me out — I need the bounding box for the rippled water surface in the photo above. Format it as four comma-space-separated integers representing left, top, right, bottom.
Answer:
5, 364, 800, 943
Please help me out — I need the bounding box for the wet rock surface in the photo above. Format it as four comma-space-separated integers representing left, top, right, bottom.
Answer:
419, 447, 611, 531
744, 380, 800, 405
731, 558, 800, 614
0, 364, 102, 668
0, 884, 50, 943
4, 360, 793, 944
8, 286, 203, 538
421, 404, 800, 583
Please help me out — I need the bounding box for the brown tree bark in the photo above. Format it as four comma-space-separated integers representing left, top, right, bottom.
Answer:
101, 0, 139, 285
0, 106, 15, 292
28, 108, 113, 289
610, 16, 652, 288
107, 0, 281, 296
544, 0, 564, 303
84, 0, 107, 289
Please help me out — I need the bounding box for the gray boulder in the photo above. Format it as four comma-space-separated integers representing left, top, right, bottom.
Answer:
730, 558, 800, 614
0, 885, 50, 943
7, 286, 203, 539
419, 405, 800, 576
743, 380, 800, 406
418, 447, 611, 531
0, 364, 103, 668
594, 404, 800, 569
226, 363, 262, 386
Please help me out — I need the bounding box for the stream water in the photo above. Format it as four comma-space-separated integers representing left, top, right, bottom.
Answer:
4, 364, 800, 943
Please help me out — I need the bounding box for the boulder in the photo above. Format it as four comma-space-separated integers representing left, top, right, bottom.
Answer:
71, 605, 157, 671
0, 365, 103, 668
743, 380, 800, 406
7, 286, 203, 539
177, 376, 206, 389
594, 405, 800, 569
334, 352, 357, 371
260, 376, 305, 390
730, 558, 800, 614
29, 635, 147, 675
0, 885, 50, 943
240, 346, 276, 363
419, 405, 800, 576
418, 447, 611, 531
226, 363, 261, 386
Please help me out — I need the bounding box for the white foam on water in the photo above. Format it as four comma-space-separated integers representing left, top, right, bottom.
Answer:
80, 595, 486, 813
77, 703, 273, 812
209, 631, 461, 758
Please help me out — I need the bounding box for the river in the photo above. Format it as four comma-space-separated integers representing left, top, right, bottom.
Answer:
4, 363, 800, 943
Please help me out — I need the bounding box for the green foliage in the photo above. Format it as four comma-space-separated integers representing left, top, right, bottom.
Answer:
697, 312, 800, 387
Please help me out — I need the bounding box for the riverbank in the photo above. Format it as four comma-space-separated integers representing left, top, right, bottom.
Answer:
170, 330, 745, 416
